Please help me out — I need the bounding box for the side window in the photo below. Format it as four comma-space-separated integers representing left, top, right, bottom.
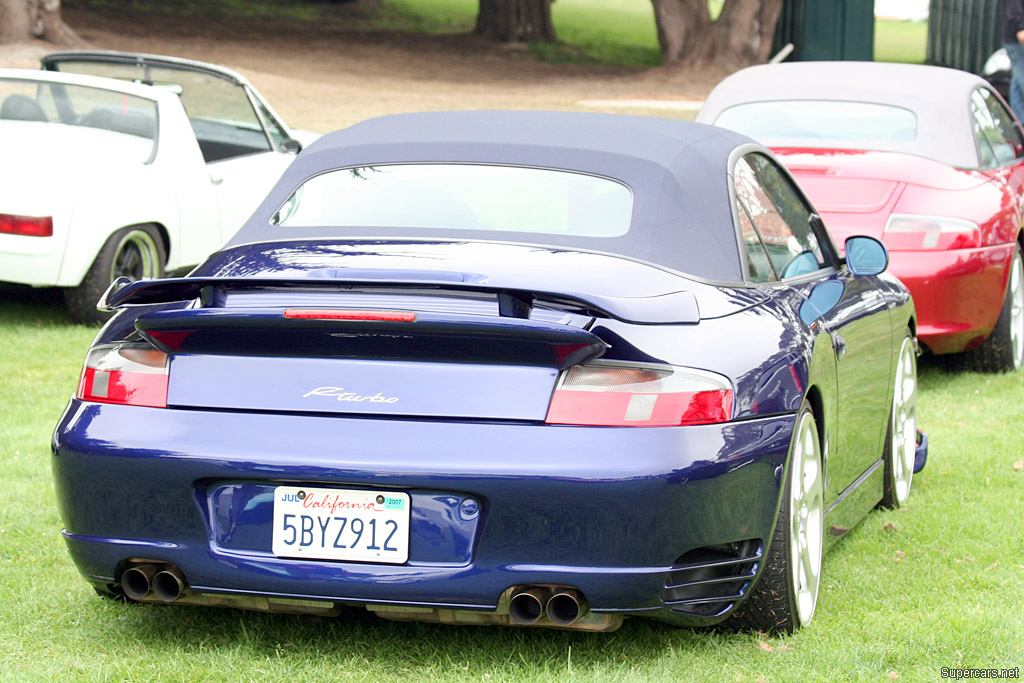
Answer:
970, 95, 996, 168
981, 88, 1024, 163
734, 154, 827, 280
253, 96, 289, 152
970, 89, 1018, 167
735, 196, 777, 283
147, 67, 273, 163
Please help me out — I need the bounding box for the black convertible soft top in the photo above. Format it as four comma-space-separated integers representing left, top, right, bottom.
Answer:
227, 111, 759, 282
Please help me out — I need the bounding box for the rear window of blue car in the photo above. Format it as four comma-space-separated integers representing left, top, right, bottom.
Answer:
714, 101, 918, 145
271, 164, 633, 238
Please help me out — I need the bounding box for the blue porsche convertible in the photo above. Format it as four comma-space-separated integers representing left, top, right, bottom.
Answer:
52, 111, 921, 634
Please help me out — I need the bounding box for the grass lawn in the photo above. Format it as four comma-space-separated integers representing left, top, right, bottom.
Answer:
1, 287, 1021, 682
874, 18, 928, 64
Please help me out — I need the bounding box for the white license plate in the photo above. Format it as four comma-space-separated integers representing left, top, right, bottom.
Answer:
272, 486, 410, 564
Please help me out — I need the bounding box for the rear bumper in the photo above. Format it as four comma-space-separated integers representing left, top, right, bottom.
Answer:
0, 234, 65, 286
888, 244, 1014, 354
52, 399, 795, 626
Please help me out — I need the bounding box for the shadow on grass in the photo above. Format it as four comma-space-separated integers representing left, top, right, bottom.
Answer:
0, 284, 77, 327
95, 598, 747, 666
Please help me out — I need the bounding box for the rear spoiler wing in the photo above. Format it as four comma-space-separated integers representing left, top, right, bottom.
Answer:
100, 276, 701, 325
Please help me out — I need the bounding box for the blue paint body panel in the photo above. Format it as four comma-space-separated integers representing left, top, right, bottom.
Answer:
53, 399, 793, 617
168, 355, 559, 420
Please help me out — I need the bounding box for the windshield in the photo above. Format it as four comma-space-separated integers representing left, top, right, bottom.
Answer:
0, 78, 156, 160
714, 100, 918, 145
272, 164, 634, 237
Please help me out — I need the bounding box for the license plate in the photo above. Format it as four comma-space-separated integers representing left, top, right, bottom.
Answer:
272, 486, 410, 564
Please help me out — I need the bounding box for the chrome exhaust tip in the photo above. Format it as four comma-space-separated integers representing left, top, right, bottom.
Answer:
508, 587, 548, 625
151, 567, 188, 603
121, 564, 157, 601
546, 590, 584, 626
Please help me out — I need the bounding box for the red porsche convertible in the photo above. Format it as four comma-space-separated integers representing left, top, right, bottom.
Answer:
698, 61, 1024, 371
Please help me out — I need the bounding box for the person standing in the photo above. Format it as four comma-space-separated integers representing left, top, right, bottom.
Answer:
1004, 0, 1024, 120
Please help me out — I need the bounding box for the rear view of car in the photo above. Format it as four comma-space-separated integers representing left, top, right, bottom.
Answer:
53, 111, 917, 634
0, 71, 165, 308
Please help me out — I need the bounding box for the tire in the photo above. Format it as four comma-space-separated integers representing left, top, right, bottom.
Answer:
724, 403, 824, 635
64, 224, 165, 325
880, 330, 918, 509
965, 243, 1024, 372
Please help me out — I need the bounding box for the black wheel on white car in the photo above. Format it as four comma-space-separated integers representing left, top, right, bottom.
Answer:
64, 224, 165, 325
880, 330, 917, 509
966, 243, 1024, 372
724, 402, 824, 635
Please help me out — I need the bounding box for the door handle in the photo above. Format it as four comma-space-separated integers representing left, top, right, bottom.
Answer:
832, 332, 846, 358
209, 173, 224, 186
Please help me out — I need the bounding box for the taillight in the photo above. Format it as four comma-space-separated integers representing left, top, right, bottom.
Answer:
0, 213, 53, 237
545, 361, 733, 427
883, 214, 981, 250
77, 343, 169, 408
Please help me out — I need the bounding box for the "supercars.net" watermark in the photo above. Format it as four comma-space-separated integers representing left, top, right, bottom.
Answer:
941, 668, 1020, 680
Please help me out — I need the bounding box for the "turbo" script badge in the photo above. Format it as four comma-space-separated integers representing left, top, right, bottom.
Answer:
302, 387, 400, 403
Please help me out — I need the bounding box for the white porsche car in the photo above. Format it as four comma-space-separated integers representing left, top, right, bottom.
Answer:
0, 51, 315, 323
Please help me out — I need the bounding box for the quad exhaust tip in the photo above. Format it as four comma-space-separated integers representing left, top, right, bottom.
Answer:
508, 586, 586, 627
546, 590, 583, 626
508, 587, 548, 625
120, 563, 188, 602
121, 564, 158, 601
152, 567, 187, 602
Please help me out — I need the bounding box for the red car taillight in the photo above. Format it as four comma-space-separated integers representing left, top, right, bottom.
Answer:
545, 361, 733, 427
0, 213, 53, 237
77, 344, 169, 408
883, 214, 981, 250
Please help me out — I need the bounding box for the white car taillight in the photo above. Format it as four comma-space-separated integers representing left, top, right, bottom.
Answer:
77, 343, 169, 408
0, 213, 53, 237
545, 361, 733, 427
883, 214, 981, 250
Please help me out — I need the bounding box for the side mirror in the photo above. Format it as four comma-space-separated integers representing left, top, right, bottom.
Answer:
280, 138, 302, 155
845, 235, 888, 276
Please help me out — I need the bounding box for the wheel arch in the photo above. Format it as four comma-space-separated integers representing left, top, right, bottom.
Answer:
148, 221, 171, 264
57, 214, 175, 287
1006, 229, 1024, 293
801, 384, 828, 473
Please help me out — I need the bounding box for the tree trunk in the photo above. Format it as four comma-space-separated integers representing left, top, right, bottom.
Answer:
651, 0, 714, 65
475, 0, 556, 43
652, 0, 783, 67
715, 0, 783, 63
0, 0, 86, 45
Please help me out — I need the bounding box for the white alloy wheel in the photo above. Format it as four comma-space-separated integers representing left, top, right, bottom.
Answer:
968, 244, 1024, 372
788, 409, 823, 626
891, 334, 918, 505
1009, 248, 1024, 370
